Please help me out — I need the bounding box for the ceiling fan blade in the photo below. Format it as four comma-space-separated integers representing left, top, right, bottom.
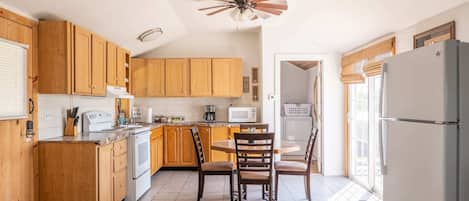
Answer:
250, 15, 259, 21
255, 2, 288, 10
206, 6, 234, 15
254, 7, 282, 15
198, 5, 231, 11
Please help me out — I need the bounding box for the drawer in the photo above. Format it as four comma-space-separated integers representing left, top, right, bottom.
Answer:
113, 169, 127, 201
113, 139, 127, 156
114, 153, 127, 172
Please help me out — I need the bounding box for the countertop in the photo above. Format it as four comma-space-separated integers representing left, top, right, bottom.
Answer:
138, 121, 265, 129
39, 129, 131, 145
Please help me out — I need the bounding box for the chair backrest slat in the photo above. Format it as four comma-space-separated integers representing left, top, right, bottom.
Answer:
190, 127, 205, 168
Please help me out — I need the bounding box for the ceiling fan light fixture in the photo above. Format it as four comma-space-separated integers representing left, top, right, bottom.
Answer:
137, 28, 163, 42
231, 8, 256, 22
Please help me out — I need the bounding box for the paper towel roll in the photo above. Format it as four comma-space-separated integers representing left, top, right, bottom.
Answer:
145, 107, 153, 123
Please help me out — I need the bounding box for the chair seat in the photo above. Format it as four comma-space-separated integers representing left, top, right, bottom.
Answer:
274, 161, 307, 172
201, 161, 234, 172
240, 171, 270, 180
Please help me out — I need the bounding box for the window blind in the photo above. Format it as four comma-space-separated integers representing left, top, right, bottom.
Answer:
0, 38, 28, 120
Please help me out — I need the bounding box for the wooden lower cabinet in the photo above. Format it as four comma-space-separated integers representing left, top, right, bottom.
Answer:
210, 127, 230, 162
39, 139, 128, 201
151, 127, 164, 175
163, 126, 197, 167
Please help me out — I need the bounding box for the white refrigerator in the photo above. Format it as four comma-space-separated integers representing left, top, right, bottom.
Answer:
380, 40, 469, 201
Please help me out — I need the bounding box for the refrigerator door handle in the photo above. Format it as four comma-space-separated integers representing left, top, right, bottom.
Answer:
379, 64, 388, 175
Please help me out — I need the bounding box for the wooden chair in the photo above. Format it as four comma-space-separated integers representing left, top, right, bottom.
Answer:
274, 128, 318, 201
234, 133, 275, 201
190, 127, 235, 201
240, 123, 269, 133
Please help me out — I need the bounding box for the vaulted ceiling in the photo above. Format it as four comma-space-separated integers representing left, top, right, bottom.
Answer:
2, 0, 468, 55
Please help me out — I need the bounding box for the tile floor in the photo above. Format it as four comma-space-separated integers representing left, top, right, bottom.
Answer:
140, 170, 380, 201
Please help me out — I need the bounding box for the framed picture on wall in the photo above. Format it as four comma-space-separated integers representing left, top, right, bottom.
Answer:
252, 67, 259, 84
243, 76, 250, 93
414, 21, 456, 49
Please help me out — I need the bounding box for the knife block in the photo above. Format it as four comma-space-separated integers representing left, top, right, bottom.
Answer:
64, 117, 77, 136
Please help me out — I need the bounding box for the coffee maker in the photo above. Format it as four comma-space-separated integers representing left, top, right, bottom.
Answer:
203, 105, 216, 122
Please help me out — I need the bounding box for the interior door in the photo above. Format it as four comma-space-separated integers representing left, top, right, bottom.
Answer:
383, 120, 457, 201
384, 41, 458, 122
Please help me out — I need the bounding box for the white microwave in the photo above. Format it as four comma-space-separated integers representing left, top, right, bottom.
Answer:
228, 107, 257, 123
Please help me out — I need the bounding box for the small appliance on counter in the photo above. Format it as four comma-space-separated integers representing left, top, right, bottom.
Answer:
228, 106, 257, 123
203, 105, 216, 122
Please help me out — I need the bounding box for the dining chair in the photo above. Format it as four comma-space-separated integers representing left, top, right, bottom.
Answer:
234, 132, 275, 201
274, 128, 318, 201
190, 127, 235, 201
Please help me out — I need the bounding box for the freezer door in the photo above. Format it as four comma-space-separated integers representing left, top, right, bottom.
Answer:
383, 40, 458, 122
383, 120, 457, 201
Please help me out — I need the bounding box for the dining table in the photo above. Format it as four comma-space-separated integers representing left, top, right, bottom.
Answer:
211, 139, 301, 154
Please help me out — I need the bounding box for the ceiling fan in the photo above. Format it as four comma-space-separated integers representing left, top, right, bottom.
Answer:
198, 0, 288, 22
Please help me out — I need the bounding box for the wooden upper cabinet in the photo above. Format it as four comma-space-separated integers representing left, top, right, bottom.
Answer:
212, 58, 243, 97
116, 47, 127, 87
190, 59, 212, 96
38, 21, 74, 94
91, 34, 107, 96
212, 58, 232, 97
106, 42, 118, 86
131, 58, 147, 97
74, 25, 92, 95
165, 59, 189, 97
230, 58, 243, 97
147, 59, 165, 97
0, 17, 7, 38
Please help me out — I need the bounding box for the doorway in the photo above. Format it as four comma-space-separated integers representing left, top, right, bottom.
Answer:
348, 76, 383, 195
274, 55, 324, 174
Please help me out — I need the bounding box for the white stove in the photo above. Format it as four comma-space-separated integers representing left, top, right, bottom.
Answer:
82, 111, 151, 201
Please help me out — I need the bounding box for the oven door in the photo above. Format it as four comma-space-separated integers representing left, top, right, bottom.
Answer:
131, 131, 150, 179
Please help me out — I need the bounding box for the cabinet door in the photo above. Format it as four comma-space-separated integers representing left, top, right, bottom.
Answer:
147, 59, 165, 97
98, 144, 113, 201
198, 126, 211, 162
230, 58, 243, 97
131, 58, 147, 97
113, 169, 127, 201
156, 135, 164, 171
150, 134, 158, 175
190, 59, 212, 96
180, 127, 197, 166
210, 127, 230, 162
165, 59, 189, 97
91, 35, 107, 96
74, 25, 92, 95
164, 127, 180, 166
116, 47, 126, 87
106, 42, 117, 86
212, 59, 232, 97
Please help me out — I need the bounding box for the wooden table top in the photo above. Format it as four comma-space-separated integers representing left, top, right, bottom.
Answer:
211, 139, 301, 154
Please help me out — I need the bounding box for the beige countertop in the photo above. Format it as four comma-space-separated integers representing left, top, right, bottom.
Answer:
139, 122, 265, 129
39, 130, 130, 145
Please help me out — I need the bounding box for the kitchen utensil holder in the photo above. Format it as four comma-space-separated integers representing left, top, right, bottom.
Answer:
64, 117, 77, 136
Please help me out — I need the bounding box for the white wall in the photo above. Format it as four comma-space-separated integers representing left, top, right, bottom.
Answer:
261, 25, 344, 176
280, 62, 312, 106
136, 32, 261, 121
38, 95, 116, 139
395, 2, 469, 53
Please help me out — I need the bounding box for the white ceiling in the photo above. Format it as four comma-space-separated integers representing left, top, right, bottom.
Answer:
2, 0, 469, 55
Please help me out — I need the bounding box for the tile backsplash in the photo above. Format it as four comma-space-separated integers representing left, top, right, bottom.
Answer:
38, 94, 116, 139
133, 97, 237, 122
